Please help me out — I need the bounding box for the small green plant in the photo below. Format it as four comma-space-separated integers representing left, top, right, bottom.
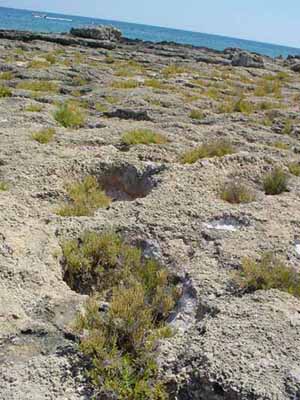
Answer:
220, 181, 255, 204
45, 54, 57, 65
189, 110, 204, 120
0, 86, 12, 97
111, 80, 140, 89
122, 129, 168, 145
218, 98, 254, 114
281, 119, 293, 135
0, 71, 13, 80
254, 79, 282, 98
205, 87, 220, 100
61, 231, 179, 399
28, 59, 49, 69
95, 102, 108, 113
236, 253, 300, 297
233, 98, 254, 114
31, 128, 55, 144
181, 139, 234, 164
0, 181, 8, 191
105, 54, 115, 64
25, 103, 43, 112
273, 141, 290, 150
17, 80, 58, 93
57, 176, 111, 217
288, 162, 300, 177
162, 64, 186, 77
54, 102, 86, 128
263, 167, 289, 195
144, 79, 166, 90
105, 95, 119, 104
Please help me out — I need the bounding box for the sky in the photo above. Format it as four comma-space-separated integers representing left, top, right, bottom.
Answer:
0, 0, 300, 48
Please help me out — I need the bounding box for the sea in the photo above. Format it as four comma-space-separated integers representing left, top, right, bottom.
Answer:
0, 6, 300, 58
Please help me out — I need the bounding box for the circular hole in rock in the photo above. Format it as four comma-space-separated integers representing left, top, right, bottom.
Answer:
94, 163, 164, 201
203, 215, 249, 232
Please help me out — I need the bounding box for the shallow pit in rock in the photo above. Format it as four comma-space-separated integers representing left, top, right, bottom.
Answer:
295, 241, 300, 257
203, 216, 248, 232
95, 163, 164, 201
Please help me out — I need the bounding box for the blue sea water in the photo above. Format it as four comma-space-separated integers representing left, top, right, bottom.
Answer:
0, 6, 300, 58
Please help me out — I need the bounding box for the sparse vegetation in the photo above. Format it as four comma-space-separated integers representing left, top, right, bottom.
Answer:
0, 181, 8, 191
218, 97, 254, 114
112, 80, 140, 89
28, 59, 50, 69
144, 79, 166, 90
95, 102, 108, 113
0, 71, 13, 80
57, 176, 111, 217
254, 78, 282, 98
54, 101, 86, 128
45, 53, 57, 65
273, 141, 290, 150
288, 162, 300, 177
281, 118, 293, 135
220, 181, 255, 204
189, 110, 204, 120
122, 129, 168, 145
17, 80, 58, 93
0, 86, 12, 98
162, 64, 186, 77
236, 253, 300, 297
263, 167, 289, 195
25, 103, 44, 112
181, 139, 235, 164
31, 128, 55, 144
62, 231, 179, 399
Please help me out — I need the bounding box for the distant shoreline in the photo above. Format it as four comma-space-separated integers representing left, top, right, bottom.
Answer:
0, 6, 300, 58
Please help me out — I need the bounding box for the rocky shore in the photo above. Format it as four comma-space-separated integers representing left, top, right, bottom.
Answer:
1, 26, 300, 399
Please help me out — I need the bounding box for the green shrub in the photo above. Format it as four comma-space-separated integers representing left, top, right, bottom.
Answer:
31, 128, 55, 144
45, 54, 57, 65
17, 80, 58, 93
236, 253, 300, 297
95, 102, 108, 113
144, 79, 166, 89
220, 181, 255, 204
254, 79, 282, 98
162, 64, 186, 77
189, 110, 204, 120
105, 54, 115, 64
273, 141, 290, 150
122, 129, 168, 145
57, 176, 111, 217
205, 87, 220, 100
263, 167, 289, 195
105, 95, 119, 104
25, 103, 44, 112
111, 80, 140, 89
218, 98, 254, 114
258, 101, 282, 111
233, 98, 254, 114
0, 181, 8, 191
0, 71, 13, 80
0, 86, 12, 97
281, 119, 293, 135
28, 60, 50, 69
62, 231, 179, 399
54, 102, 86, 128
181, 139, 235, 164
288, 162, 300, 177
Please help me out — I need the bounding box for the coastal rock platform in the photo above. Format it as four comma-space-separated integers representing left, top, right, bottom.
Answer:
1, 28, 300, 400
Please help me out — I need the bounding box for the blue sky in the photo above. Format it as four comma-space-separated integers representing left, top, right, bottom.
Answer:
1, 0, 300, 47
